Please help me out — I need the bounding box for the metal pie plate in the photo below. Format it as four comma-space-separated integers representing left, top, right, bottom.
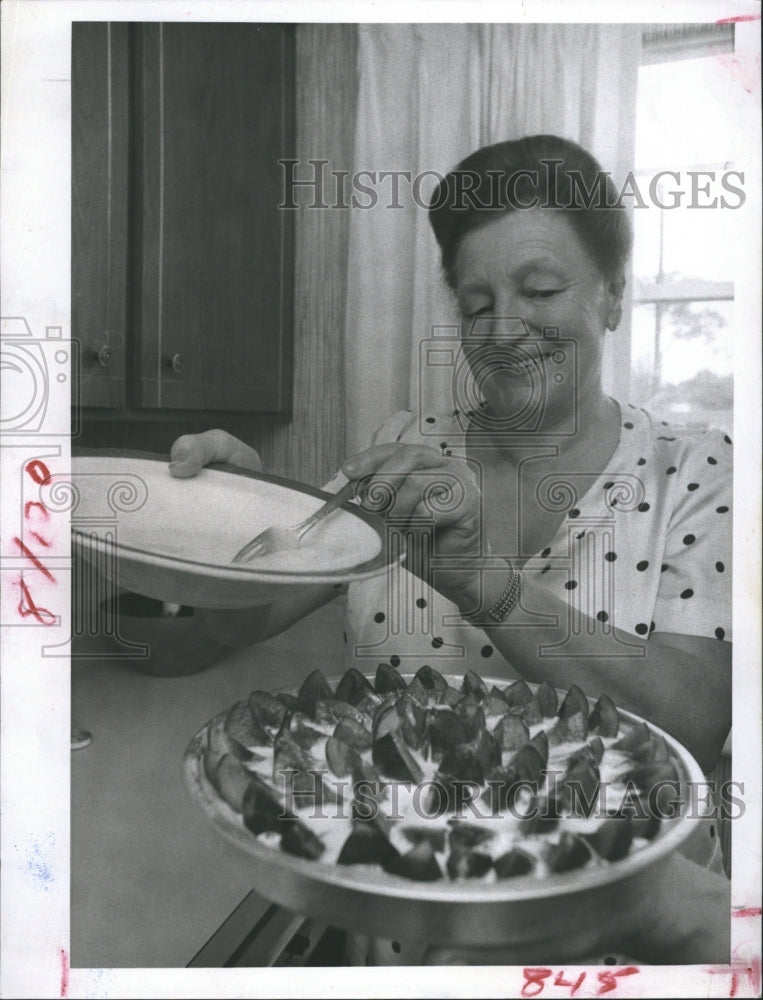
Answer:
183, 675, 708, 948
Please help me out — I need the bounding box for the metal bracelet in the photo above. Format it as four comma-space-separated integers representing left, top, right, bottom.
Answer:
464, 564, 522, 625
487, 565, 522, 622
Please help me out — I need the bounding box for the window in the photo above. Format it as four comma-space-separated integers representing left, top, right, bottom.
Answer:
628, 24, 748, 436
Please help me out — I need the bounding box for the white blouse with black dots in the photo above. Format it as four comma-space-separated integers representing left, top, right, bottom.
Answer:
325, 401, 732, 680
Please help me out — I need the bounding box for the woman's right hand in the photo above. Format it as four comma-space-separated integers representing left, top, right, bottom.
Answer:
168, 429, 263, 478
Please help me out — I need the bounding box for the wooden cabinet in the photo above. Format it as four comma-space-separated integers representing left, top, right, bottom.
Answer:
72, 23, 295, 416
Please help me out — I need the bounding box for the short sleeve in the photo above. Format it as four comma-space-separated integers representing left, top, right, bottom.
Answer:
653, 429, 732, 642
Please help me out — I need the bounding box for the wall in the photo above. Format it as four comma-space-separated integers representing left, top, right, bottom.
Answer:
77, 24, 358, 490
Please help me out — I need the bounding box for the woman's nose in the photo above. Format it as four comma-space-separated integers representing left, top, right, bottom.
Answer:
466, 314, 533, 341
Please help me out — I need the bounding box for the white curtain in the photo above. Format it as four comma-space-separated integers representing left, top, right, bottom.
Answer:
344, 23, 642, 455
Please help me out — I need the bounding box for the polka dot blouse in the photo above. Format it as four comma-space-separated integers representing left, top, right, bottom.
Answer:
325, 402, 732, 676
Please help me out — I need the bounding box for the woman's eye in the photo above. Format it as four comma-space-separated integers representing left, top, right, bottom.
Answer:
463, 305, 491, 319
522, 288, 560, 300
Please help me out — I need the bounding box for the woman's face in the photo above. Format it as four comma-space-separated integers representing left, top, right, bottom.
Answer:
452, 208, 622, 433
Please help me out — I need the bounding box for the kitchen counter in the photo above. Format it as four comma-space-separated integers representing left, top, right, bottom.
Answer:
71, 598, 348, 968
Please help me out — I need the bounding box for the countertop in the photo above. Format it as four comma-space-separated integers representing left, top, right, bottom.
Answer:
71, 598, 348, 968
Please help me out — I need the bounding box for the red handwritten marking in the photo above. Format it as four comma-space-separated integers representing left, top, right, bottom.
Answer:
25, 459, 52, 485
596, 967, 639, 996
706, 958, 762, 999
24, 500, 50, 520
748, 955, 761, 996
716, 14, 761, 22
554, 971, 586, 996
13, 537, 55, 582
17, 580, 56, 625
29, 530, 52, 548
732, 907, 762, 918
60, 948, 69, 998
522, 968, 553, 997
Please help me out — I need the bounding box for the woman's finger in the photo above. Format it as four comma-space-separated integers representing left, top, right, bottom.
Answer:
342, 443, 445, 481
169, 429, 263, 478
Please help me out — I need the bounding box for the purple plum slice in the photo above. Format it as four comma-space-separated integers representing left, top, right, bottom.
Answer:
333, 717, 373, 753
248, 690, 288, 729
325, 735, 362, 778
508, 744, 545, 784
438, 746, 485, 785
582, 816, 633, 861
275, 692, 299, 712
589, 693, 620, 737
504, 680, 534, 708
242, 774, 294, 836
335, 668, 376, 707
461, 669, 489, 702
280, 820, 325, 860
546, 832, 591, 873
447, 847, 493, 880
384, 841, 443, 881
494, 849, 535, 878
212, 753, 252, 814
559, 685, 590, 723
519, 696, 544, 726
314, 699, 372, 730
493, 713, 530, 752
337, 820, 399, 866
455, 700, 487, 739
225, 700, 272, 758
374, 662, 407, 694
296, 669, 335, 717
415, 665, 448, 697
613, 721, 651, 753
426, 709, 471, 752
535, 681, 558, 718
372, 730, 424, 783
529, 730, 549, 767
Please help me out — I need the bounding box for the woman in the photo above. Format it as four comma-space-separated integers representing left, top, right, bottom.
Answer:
170, 135, 732, 961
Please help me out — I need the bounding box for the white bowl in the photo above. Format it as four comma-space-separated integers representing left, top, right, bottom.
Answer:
66, 452, 398, 609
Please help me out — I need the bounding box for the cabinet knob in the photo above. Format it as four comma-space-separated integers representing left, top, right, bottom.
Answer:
96, 345, 113, 369
167, 353, 184, 374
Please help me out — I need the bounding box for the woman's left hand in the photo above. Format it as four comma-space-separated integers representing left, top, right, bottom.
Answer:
342, 443, 485, 605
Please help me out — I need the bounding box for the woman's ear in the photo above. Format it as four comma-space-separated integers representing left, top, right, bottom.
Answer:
605, 275, 626, 331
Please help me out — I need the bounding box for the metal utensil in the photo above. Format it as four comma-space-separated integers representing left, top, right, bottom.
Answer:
232, 479, 357, 563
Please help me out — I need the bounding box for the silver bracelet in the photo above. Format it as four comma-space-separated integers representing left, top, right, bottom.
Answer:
464, 564, 522, 625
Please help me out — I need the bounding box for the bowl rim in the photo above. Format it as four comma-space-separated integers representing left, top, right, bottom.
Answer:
71, 448, 401, 584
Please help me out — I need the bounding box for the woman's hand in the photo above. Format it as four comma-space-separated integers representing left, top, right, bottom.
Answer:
342, 443, 485, 606
422, 854, 731, 965
169, 429, 263, 478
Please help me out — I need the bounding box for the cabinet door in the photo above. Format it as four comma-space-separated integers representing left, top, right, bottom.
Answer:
71, 22, 129, 409
136, 24, 295, 412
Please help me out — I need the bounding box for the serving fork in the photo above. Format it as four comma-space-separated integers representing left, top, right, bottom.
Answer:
231, 480, 357, 564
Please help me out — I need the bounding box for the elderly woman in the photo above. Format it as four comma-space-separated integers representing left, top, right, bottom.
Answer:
170, 135, 732, 961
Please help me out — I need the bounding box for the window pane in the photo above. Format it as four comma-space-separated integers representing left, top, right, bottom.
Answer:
629, 300, 733, 434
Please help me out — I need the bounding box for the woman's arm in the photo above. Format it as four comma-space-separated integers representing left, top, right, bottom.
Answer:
453, 566, 731, 773
342, 442, 731, 773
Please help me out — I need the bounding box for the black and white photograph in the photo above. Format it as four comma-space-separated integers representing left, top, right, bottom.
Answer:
1, 3, 761, 997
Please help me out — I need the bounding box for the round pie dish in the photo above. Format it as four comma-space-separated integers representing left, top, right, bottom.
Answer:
183, 670, 709, 949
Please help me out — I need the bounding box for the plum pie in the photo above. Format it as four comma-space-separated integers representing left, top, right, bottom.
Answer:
200, 665, 682, 884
